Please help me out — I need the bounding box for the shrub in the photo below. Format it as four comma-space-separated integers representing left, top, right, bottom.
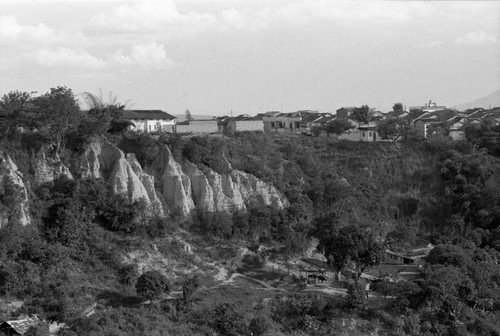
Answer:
136, 270, 170, 301
118, 264, 139, 287
241, 254, 265, 269
248, 315, 272, 336
213, 302, 248, 336
345, 283, 366, 309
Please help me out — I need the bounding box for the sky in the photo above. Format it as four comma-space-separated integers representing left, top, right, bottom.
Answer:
0, 0, 499, 116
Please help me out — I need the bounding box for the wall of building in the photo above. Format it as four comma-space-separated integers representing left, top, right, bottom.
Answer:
413, 120, 427, 139
235, 120, 264, 132
449, 130, 465, 141
129, 119, 176, 132
176, 120, 219, 134
338, 129, 381, 142
263, 116, 302, 133
338, 130, 361, 141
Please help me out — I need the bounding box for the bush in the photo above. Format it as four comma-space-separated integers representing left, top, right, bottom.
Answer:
213, 302, 248, 336
248, 315, 272, 336
345, 283, 366, 309
118, 264, 139, 287
25, 323, 50, 336
241, 254, 265, 269
136, 270, 170, 301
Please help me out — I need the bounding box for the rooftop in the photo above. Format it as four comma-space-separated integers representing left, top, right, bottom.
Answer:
123, 110, 176, 120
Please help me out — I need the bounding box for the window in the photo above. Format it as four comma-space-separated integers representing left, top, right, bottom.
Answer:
362, 132, 365, 137
368, 132, 372, 137
149, 125, 152, 131
270, 122, 275, 128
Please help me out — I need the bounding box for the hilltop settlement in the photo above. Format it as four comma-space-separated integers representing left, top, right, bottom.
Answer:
121, 101, 500, 143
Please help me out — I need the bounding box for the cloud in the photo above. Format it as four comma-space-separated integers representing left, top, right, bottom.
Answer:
33, 47, 107, 69
221, 8, 245, 29
110, 42, 176, 68
23, 42, 176, 71
455, 31, 498, 45
0, 15, 65, 45
87, 0, 219, 35
215, 1, 416, 32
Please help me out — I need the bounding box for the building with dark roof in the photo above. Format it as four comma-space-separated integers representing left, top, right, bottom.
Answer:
412, 109, 459, 139
122, 110, 176, 133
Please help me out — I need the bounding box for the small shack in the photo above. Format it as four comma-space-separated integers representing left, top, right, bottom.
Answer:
0, 316, 40, 335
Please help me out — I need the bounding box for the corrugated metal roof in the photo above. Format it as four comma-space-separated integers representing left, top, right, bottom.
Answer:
1, 317, 41, 335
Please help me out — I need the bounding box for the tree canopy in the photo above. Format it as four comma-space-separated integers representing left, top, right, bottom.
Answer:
318, 224, 383, 281
377, 117, 411, 142
350, 105, 373, 124
393, 102, 403, 112
325, 119, 353, 137
33, 86, 81, 153
135, 270, 170, 301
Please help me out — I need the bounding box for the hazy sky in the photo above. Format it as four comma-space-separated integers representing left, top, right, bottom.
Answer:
1, 0, 499, 115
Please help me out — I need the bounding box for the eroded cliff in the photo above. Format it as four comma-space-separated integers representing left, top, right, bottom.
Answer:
25, 140, 287, 220
0, 152, 31, 227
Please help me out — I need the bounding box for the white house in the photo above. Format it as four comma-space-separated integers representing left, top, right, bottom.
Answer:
123, 110, 177, 133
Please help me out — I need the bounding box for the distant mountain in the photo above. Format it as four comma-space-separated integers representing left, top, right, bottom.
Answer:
455, 89, 500, 111
175, 114, 219, 122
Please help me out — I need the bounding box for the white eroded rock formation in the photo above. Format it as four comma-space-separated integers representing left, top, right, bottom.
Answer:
153, 146, 195, 216
0, 152, 31, 227
150, 145, 287, 215
34, 151, 73, 184
3, 139, 287, 224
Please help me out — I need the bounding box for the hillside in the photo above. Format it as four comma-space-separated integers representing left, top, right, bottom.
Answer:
2, 88, 500, 335
456, 88, 500, 111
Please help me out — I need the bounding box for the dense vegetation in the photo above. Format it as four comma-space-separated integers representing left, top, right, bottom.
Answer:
1, 87, 500, 335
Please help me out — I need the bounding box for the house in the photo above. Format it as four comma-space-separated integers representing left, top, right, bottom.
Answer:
338, 121, 382, 142
299, 112, 328, 134
0, 316, 41, 335
385, 244, 434, 265
123, 110, 177, 133
232, 114, 264, 132
411, 109, 458, 139
263, 110, 317, 134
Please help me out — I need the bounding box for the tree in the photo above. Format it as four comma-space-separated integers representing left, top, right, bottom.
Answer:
33, 86, 81, 154
135, 270, 170, 301
181, 275, 200, 303
80, 90, 130, 136
393, 103, 404, 112
185, 109, 193, 121
318, 224, 383, 282
426, 244, 471, 268
351, 105, 373, 124
0, 90, 33, 139
325, 119, 353, 137
377, 117, 411, 142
